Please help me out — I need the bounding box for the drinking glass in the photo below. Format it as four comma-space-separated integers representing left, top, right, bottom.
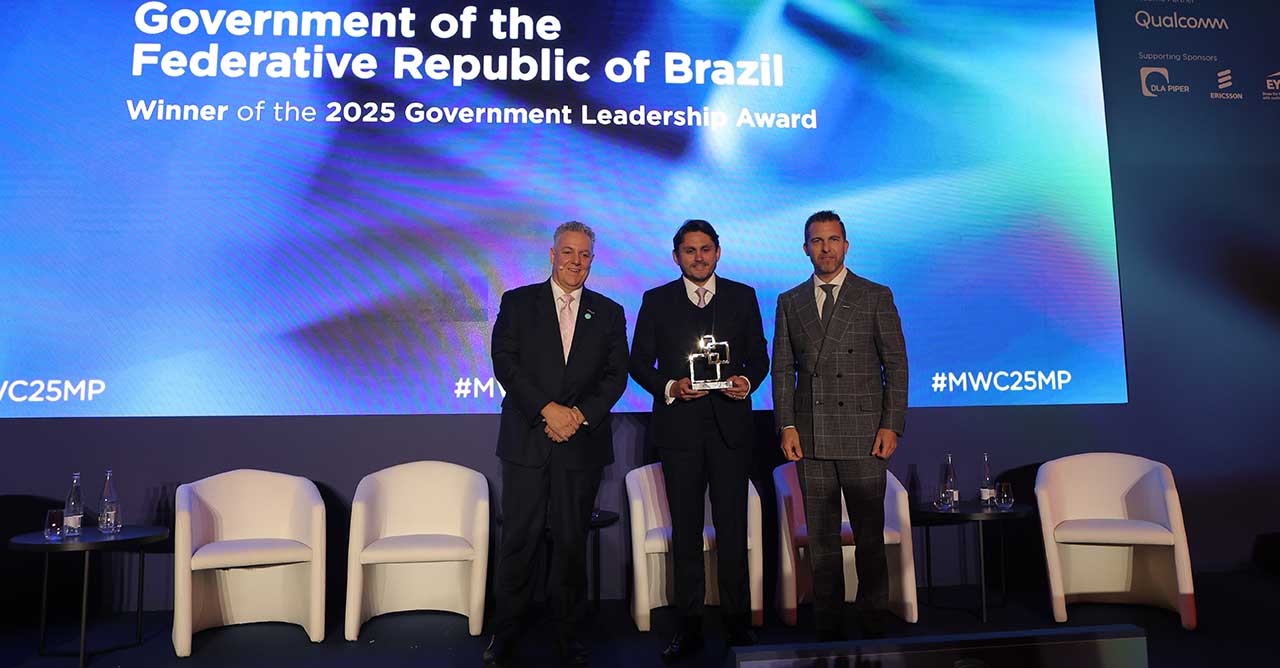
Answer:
100, 500, 122, 534
995, 482, 1015, 511
933, 485, 955, 511
44, 509, 63, 541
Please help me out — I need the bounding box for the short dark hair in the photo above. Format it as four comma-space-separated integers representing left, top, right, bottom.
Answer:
804, 210, 847, 241
672, 219, 720, 252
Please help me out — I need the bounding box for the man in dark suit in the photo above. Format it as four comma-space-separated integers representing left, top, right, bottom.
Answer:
486, 221, 630, 666
630, 220, 769, 661
772, 210, 908, 641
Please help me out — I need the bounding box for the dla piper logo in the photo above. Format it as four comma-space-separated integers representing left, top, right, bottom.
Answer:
1141, 67, 1190, 97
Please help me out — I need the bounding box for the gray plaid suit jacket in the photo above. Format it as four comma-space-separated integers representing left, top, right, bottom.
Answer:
771, 272, 908, 460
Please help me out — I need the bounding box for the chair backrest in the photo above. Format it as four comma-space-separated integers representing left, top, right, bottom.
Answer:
775, 461, 901, 527
185, 469, 314, 541
359, 461, 487, 537
1035, 452, 1171, 521
625, 463, 672, 532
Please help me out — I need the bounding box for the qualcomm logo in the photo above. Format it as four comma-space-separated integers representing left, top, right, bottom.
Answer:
1135, 10, 1230, 31
1141, 67, 1189, 97
1265, 72, 1280, 102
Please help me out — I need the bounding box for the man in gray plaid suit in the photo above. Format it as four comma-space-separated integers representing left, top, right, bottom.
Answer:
771, 210, 908, 640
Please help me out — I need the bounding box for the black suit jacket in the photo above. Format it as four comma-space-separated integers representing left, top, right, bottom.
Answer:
629, 277, 769, 451
491, 280, 629, 469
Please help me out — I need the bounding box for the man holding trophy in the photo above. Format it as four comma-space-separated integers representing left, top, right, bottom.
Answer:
629, 220, 769, 661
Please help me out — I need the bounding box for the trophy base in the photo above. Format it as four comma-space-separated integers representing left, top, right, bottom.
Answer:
691, 380, 733, 391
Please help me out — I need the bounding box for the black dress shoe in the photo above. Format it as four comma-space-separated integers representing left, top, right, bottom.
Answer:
482, 634, 514, 666
727, 626, 758, 647
557, 638, 590, 666
660, 631, 704, 663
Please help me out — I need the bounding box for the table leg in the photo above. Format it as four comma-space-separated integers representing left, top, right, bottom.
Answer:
977, 522, 987, 623
924, 526, 933, 605
39, 553, 49, 653
136, 549, 146, 644
1000, 521, 1007, 607
79, 551, 90, 668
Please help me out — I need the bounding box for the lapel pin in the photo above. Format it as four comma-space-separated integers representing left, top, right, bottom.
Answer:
584, 309, 594, 320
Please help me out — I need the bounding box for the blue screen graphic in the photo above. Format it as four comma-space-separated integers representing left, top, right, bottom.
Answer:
0, 0, 1127, 416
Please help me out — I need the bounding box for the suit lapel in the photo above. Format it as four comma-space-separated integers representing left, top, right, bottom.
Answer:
798, 284, 825, 353
565, 288, 595, 371
820, 279, 866, 359
537, 281, 566, 367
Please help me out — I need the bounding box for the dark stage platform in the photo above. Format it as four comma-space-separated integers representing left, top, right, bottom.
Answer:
1, 571, 1275, 668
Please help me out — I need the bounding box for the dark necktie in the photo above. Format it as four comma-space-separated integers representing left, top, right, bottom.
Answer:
819, 283, 837, 332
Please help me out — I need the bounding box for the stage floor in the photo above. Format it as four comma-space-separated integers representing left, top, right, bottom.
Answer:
2, 570, 1276, 667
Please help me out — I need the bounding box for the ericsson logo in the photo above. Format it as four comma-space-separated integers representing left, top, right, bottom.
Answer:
1265, 72, 1280, 102
1210, 68, 1243, 101
1135, 10, 1230, 31
1141, 67, 1189, 98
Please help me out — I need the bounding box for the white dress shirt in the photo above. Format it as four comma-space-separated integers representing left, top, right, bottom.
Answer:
550, 279, 583, 320
550, 278, 583, 353
549, 278, 587, 424
813, 266, 849, 320
665, 274, 751, 403
683, 274, 717, 307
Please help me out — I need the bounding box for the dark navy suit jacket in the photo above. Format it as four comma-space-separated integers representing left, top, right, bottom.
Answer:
491, 280, 629, 470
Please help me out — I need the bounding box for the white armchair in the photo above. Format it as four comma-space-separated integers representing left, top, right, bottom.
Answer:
1035, 452, 1196, 629
173, 469, 326, 657
773, 461, 918, 625
345, 461, 489, 639
624, 462, 763, 632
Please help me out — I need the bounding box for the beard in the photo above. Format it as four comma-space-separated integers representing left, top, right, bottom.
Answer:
682, 263, 713, 281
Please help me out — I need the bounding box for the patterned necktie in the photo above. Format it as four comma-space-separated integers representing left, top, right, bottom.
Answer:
558, 293, 575, 362
695, 286, 708, 309
819, 283, 837, 332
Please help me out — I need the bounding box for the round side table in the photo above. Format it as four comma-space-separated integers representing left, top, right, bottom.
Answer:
9, 525, 169, 668
910, 501, 1033, 622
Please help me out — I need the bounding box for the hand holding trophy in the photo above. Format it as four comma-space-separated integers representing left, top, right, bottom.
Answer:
688, 335, 732, 390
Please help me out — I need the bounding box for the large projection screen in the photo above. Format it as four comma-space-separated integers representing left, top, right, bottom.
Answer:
0, 0, 1127, 417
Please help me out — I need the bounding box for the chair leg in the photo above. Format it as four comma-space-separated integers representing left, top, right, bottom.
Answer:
1178, 593, 1197, 630
631, 553, 651, 631
1051, 594, 1068, 623
307, 562, 325, 642
344, 563, 363, 641
172, 574, 192, 657
468, 561, 486, 637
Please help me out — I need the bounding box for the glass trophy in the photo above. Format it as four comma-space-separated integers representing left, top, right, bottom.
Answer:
688, 335, 733, 390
